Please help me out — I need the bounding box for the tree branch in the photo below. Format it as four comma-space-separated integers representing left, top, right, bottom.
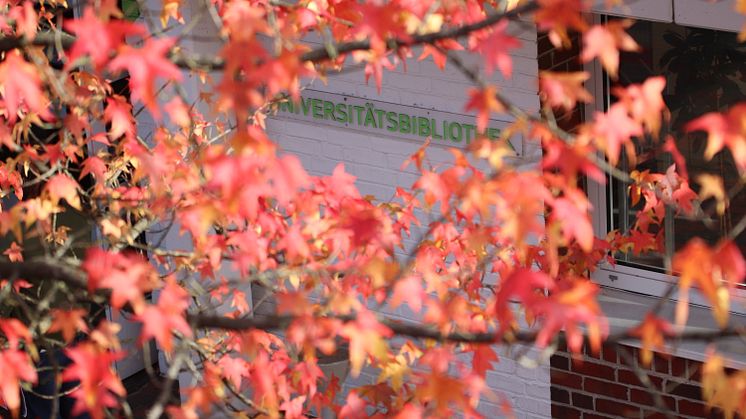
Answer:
0, 2, 539, 71
0, 258, 87, 291
188, 312, 746, 346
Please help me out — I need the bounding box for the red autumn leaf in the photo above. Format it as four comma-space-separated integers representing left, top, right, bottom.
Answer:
319, 164, 361, 205
80, 155, 108, 184
135, 278, 193, 353
413, 171, 450, 213
533, 279, 607, 354
0, 349, 37, 415
465, 86, 503, 132
217, 355, 251, 390
108, 37, 183, 116
48, 308, 89, 343
0, 319, 33, 350
339, 392, 367, 419
534, 0, 588, 47
551, 194, 594, 252
495, 268, 554, 332
104, 95, 136, 141
591, 102, 643, 165
613, 76, 667, 136
164, 97, 191, 128
418, 39, 463, 70
44, 174, 82, 210
65, 7, 145, 69
351, 2, 410, 53
663, 135, 688, 180
0, 50, 51, 122
82, 248, 154, 311
390, 275, 424, 313
394, 404, 424, 419
61, 343, 125, 419
541, 137, 605, 184
471, 20, 521, 77
9, 1, 37, 39
401, 137, 430, 172
470, 345, 498, 377
269, 154, 311, 205
581, 21, 639, 79
363, 51, 396, 94
685, 103, 746, 173
2, 241, 22, 262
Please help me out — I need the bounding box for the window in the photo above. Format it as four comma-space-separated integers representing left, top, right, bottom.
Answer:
585, 17, 746, 311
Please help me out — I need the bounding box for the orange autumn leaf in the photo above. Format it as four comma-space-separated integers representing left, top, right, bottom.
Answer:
672, 239, 746, 328
630, 313, 674, 367
539, 71, 592, 111
702, 351, 746, 419
48, 309, 90, 343
465, 86, 503, 132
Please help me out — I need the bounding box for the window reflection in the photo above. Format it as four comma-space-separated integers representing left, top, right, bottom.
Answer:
609, 19, 746, 270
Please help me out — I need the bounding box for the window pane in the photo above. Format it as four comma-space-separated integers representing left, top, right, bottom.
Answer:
609, 20, 746, 270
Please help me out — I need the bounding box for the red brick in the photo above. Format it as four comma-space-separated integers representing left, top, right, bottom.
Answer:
668, 382, 701, 401
551, 354, 569, 371
629, 389, 675, 410
551, 369, 583, 390
584, 377, 627, 400
602, 346, 618, 363
583, 414, 613, 419
552, 404, 582, 418
670, 357, 687, 377
653, 355, 670, 374
641, 411, 672, 419
688, 362, 702, 382
571, 392, 593, 409
617, 369, 662, 388
571, 360, 615, 381
677, 399, 707, 416
595, 398, 641, 417
551, 386, 570, 404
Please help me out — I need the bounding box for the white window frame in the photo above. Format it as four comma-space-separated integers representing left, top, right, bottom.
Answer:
584, 14, 746, 316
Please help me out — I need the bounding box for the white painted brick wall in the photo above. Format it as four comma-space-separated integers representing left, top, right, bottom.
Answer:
147, 1, 552, 414
265, 25, 551, 419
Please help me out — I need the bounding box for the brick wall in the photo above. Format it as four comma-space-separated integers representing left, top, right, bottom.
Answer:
550, 342, 725, 418
537, 31, 585, 132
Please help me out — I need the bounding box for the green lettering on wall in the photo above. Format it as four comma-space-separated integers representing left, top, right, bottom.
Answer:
273, 94, 514, 152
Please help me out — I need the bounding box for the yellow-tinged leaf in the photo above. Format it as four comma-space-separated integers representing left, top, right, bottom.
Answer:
702, 351, 746, 419
377, 354, 410, 391
631, 314, 673, 366
363, 257, 400, 288
44, 174, 81, 210
697, 174, 728, 215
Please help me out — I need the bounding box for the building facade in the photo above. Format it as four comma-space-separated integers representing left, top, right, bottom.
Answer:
134, 1, 745, 418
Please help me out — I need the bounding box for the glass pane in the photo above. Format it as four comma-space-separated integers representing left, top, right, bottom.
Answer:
608, 19, 746, 270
